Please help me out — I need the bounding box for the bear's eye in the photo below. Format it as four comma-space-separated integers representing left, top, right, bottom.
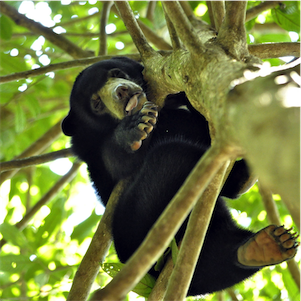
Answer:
91, 94, 104, 113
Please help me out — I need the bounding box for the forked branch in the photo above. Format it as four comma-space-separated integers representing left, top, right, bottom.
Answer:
217, 1, 248, 60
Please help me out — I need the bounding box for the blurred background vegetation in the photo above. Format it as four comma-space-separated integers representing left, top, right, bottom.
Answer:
0, 1, 300, 300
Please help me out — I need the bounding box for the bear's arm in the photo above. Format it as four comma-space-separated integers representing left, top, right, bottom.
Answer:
100, 102, 157, 180
221, 160, 253, 199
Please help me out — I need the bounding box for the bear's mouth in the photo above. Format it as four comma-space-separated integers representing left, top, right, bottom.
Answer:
125, 92, 147, 116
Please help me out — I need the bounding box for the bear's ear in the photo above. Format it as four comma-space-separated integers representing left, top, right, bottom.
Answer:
107, 68, 130, 79
61, 111, 76, 136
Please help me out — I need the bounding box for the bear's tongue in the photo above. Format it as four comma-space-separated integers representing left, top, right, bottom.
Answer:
125, 94, 139, 114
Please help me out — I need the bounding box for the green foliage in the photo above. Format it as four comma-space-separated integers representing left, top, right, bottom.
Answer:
0, 1, 299, 301
102, 262, 156, 298
272, 1, 300, 33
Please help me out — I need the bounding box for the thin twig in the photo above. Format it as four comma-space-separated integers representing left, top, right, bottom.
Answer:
50, 11, 101, 29
90, 144, 230, 300
0, 148, 74, 172
226, 288, 240, 301
246, 1, 280, 22
67, 180, 128, 301
114, 1, 156, 59
99, 1, 113, 56
0, 121, 63, 185
0, 2, 92, 59
162, 1, 205, 56
0, 162, 81, 249
0, 54, 140, 84
165, 161, 229, 300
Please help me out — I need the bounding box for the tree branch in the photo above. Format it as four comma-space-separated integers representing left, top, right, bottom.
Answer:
211, 1, 225, 32
147, 256, 173, 301
146, 1, 156, 22
2, 41, 297, 85
165, 161, 229, 300
114, 1, 156, 59
217, 1, 249, 60
248, 42, 300, 59
179, 1, 194, 20
246, 1, 280, 22
163, 7, 181, 50
0, 2, 92, 59
90, 144, 230, 300
0, 121, 63, 185
0, 148, 74, 172
137, 19, 172, 51
99, 1, 113, 56
67, 180, 128, 301
0, 54, 140, 84
162, 1, 205, 56
227, 61, 300, 211
206, 1, 215, 28
0, 162, 81, 249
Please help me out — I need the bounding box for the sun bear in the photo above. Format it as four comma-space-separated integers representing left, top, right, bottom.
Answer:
62, 57, 298, 295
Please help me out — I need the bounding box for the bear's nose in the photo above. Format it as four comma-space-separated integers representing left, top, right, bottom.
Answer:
115, 84, 129, 101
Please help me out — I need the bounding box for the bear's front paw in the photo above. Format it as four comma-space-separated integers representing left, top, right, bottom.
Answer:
130, 101, 158, 151
137, 101, 158, 137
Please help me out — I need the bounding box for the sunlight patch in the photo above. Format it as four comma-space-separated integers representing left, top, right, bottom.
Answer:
49, 158, 72, 176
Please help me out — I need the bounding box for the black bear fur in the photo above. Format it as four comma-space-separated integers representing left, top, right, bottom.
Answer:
62, 57, 262, 296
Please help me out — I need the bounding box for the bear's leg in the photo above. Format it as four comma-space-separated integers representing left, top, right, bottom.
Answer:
188, 201, 299, 295
187, 199, 260, 295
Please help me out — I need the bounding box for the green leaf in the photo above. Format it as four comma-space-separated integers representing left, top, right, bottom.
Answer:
272, 2, 300, 33
0, 15, 13, 40
15, 102, 26, 133
0, 53, 27, 76
25, 97, 41, 118
102, 262, 156, 297
0, 255, 32, 272
170, 238, 179, 265
0, 222, 32, 251
35, 198, 65, 248
71, 210, 100, 244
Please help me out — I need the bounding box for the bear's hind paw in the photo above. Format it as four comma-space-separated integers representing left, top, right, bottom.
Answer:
237, 225, 299, 267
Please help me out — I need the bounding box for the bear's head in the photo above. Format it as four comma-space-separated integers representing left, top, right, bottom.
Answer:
62, 57, 148, 136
